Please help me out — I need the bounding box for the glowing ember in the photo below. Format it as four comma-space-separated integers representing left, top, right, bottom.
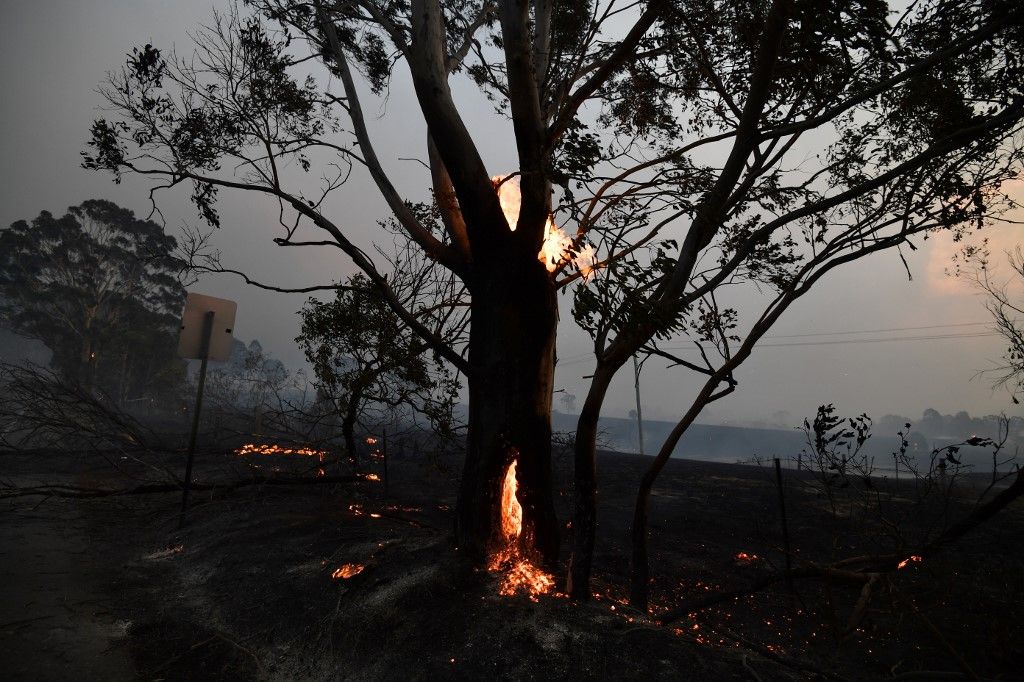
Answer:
331, 563, 365, 580
363, 473, 381, 482
734, 552, 759, 563
348, 503, 382, 519
493, 175, 598, 276
235, 443, 327, 461
897, 555, 923, 570
488, 458, 555, 601
365, 437, 378, 445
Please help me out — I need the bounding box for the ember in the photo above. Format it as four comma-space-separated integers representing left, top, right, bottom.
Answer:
331, 563, 365, 580
897, 554, 923, 569
348, 504, 382, 519
235, 443, 327, 461
488, 459, 555, 600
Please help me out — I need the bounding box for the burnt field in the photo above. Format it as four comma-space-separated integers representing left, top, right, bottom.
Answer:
1, 446, 1021, 681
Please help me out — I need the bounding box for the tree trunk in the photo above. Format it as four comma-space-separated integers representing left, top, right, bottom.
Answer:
341, 400, 359, 468
456, 254, 560, 568
79, 340, 98, 391
567, 365, 615, 599
629, 466, 657, 611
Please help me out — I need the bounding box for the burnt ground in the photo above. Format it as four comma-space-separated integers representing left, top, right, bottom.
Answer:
1, 445, 1022, 681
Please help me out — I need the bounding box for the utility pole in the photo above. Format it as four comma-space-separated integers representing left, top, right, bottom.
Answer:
632, 354, 645, 456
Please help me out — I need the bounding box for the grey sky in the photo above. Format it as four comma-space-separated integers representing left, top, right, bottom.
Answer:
2, 0, 1022, 428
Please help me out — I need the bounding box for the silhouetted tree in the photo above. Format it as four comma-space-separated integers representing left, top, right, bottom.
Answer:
298, 274, 460, 463
975, 246, 1024, 401
82, 0, 1024, 600
0, 200, 186, 400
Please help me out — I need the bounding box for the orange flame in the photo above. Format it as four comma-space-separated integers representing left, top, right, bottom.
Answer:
493, 175, 599, 276
488, 458, 555, 600
500, 460, 523, 540
235, 443, 326, 461
331, 563, 364, 580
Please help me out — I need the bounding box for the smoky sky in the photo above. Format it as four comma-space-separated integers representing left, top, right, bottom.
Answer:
2, 0, 1022, 428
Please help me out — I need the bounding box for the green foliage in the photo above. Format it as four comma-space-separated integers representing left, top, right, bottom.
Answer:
0, 199, 187, 401
82, 12, 329, 227
297, 275, 459, 446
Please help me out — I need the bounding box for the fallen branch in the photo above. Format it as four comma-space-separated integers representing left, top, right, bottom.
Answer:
0, 473, 364, 499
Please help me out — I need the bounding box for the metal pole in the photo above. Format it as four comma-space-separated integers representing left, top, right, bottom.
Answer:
632, 354, 645, 456
179, 310, 214, 529
773, 457, 795, 600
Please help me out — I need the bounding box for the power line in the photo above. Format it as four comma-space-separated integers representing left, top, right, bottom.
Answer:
557, 321, 995, 364
767, 320, 990, 339
556, 329, 1001, 364
756, 331, 1000, 349
659, 331, 999, 351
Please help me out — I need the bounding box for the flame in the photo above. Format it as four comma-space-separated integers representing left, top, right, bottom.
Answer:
492, 175, 598, 276
500, 460, 523, 540
897, 555, 923, 570
235, 443, 326, 461
574, 243, 599, 280
331, 563, 365, 580
365, 437, 378, 445
488, 458, 555, 601
363, 473, 381, 482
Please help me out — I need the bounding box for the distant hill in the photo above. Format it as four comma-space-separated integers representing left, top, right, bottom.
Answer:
551, 411, 1010, 472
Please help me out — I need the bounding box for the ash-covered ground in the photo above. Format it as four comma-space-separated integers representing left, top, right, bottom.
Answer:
1, 445, 1021, 680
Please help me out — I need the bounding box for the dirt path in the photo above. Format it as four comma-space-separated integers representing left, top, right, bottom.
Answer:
0, 502, 135, 681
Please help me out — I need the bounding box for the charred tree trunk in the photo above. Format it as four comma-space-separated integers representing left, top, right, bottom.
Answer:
456, 252, 560, 567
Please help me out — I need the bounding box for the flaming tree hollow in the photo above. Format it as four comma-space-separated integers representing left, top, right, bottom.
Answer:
85, 0, 1024, 602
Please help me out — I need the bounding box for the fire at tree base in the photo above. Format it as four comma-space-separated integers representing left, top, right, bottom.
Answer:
488, 460, 556, 601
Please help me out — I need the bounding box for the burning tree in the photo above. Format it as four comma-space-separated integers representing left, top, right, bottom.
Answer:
83, 0, 1024, 600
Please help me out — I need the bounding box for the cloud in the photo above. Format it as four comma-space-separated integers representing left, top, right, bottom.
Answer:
925, 178, 1024, 295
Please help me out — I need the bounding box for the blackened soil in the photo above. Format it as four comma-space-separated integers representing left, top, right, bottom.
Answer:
1, 446, 1021, 680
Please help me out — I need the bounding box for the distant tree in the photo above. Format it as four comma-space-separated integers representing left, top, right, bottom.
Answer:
974, 246, 1024, 402
921, 408, 945, 435
298, 273, 461, 462
205, 339, 288, 410
879, 413, 913, 436
560, 392, 577, 414
0, 200, 186, 400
